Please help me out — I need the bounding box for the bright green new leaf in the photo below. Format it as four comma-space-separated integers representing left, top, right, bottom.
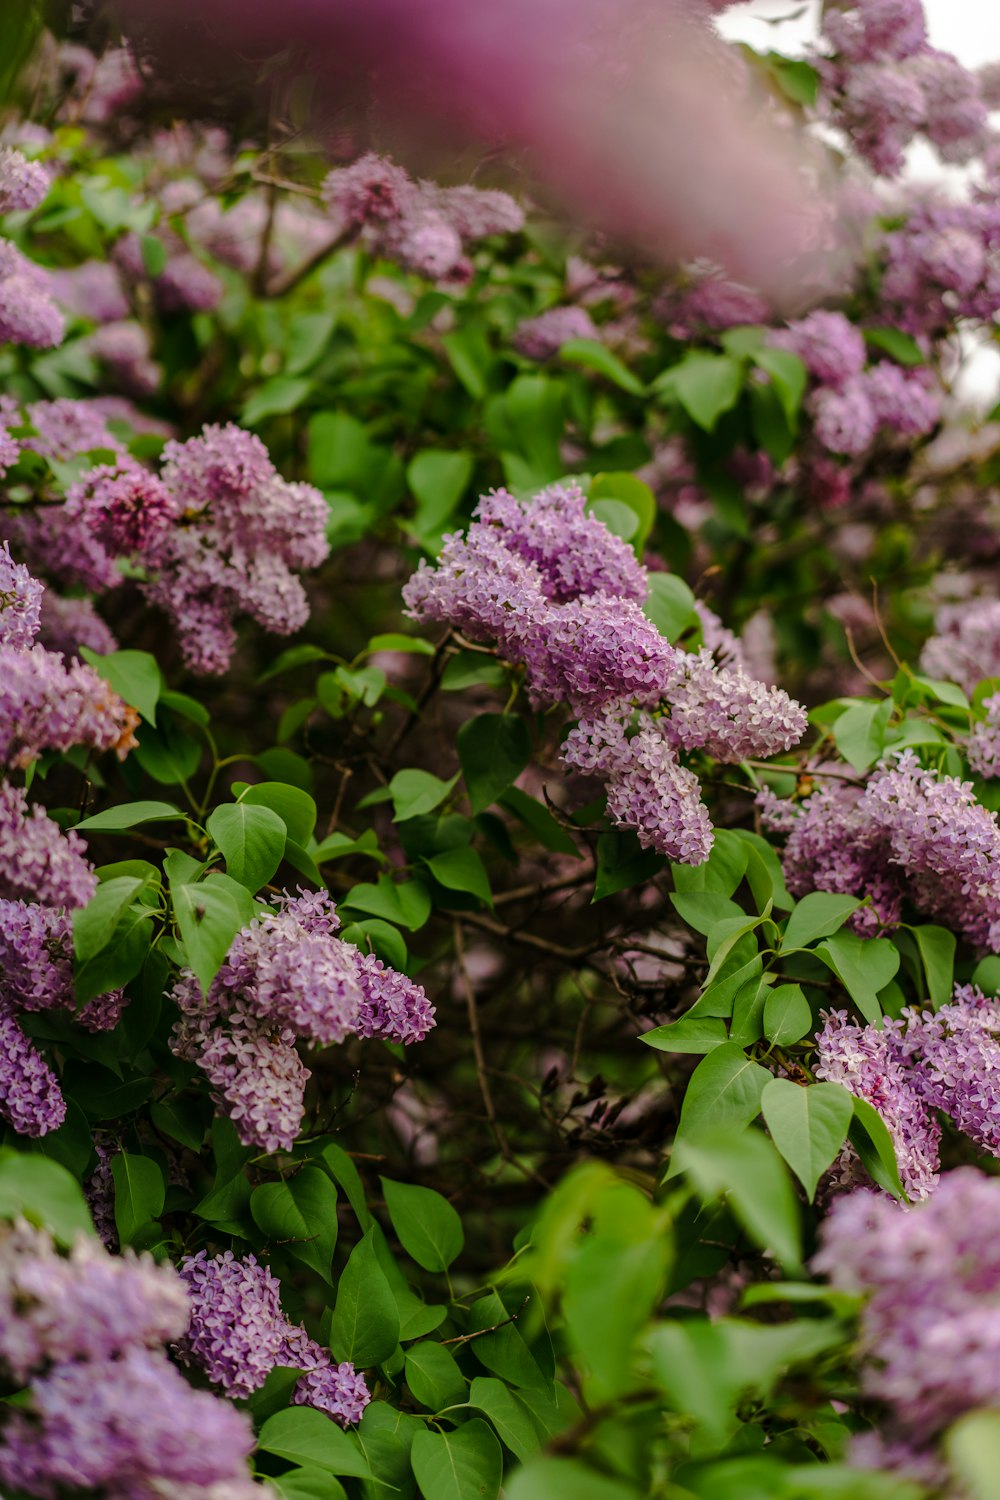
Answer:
659, 351, 743, 431
643, 572, 700, 642
241, 782, 317, 846
763, 984, 813, 1045
761, 1080, 854, 1201
673, 1128, 802, 1270
673, 1043, 771, 1149
505, 1459, 638, 1500
641, 1016, 729, 1054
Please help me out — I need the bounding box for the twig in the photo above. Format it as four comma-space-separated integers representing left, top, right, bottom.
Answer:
439, 1295, 530, 1346
870, 576, 903, 670
265, 225, 355, 298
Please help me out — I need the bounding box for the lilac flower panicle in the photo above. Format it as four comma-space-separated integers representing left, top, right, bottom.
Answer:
0, 240, 64, 348
170, 891, 433, 1149
0, 898, 74, 1012
665, 648, 807, 763
436, 184, 524, 239
904, 985, 1000, 1155
814, 1008, 940, 1200
144, 422, 330, 674
861, 751, 1000, 951
179, 1251, 370, 1427
50, 260, 130, 323
525, 593, 680, 713
177, 1251, 288, 1398
969, 694, 1000, 779
473, 484, 648, 604
0, 642, 140, 769
769, 310, 866, 388
322, 153, 415, 228
353, 951, 436, 1043
0, 147, 50, 214
0, 540, 42, 649
921, 599, 1000, 694
37, 594, 118, 659
0, 783, 96, 909
812, 378, 878, 456
814, 1168, 1000, 1470
90, 319, 161, 397
0, 1006, 66, 1137
69, 458, 178, 555
512, 305, 599, 361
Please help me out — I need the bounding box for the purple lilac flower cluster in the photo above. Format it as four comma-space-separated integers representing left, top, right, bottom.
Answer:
404, 484, 805, 861
321, 152, 523, 282
512, 305, 599, 361
814, 1009, 941, 1200
141, 422, 330, 673
0, 149, 62, 348
768, 308, 940, 462
818, 0, 987, 176
817, 982, 1000, 1200
968, 693, 1000, 779
0, 1220, 264, 1499
179, 1250, 370, 1426
920, 597, 1000, 694
814, 1168, 1000, 1483
763, 750, 1000, 950
170, 891, 435, 1152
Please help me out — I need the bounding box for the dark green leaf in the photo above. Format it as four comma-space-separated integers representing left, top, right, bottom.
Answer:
329, 1227, 401, 1366
457, 715, 531, 814
761, 1080, 854, 1202
111, 1151, 165, 1245
783, 893, 861, 950
381, 1178, 464, 1272
404, 1341, 467, 1411
251, 1168, 339, 1282
75, 800, 183, 832
410, 1420, 502, 1500
0, 1149, 95, 1243
424, 846, 493, 908
257, 1408, 371, 1478
79, 647, 162, 725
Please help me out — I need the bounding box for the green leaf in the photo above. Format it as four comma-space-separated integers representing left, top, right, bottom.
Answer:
365, 633, 436, 658
595, 830, 665, 900
207, 802, 287, 892
849, 1097, 906, 1200
318, 1141, 372, 1229
272, 1469, 347, 1500
640, 1016, 728, 1054
389, 769, 459, 822
946, 1411, 1000, 1500
673, 1128, 802, 1270
172, 881, 245, 993
404, 1341, 468, 1411
74, 800, 184, 832
815, 930, 900, 1024
751, 346, 807, 422
73, 876, 146, 962
832, 699, 891, 773
760, 1080, 854, 1202
111, 1151, 165, 1245
251, 1167, 339, 1282
285, 311, 337, 374
425, 846, 493, 908
588, 473, 656, 551
765, 51, 819, 105
241, 783, 317, 846
500, 787, 580, 857
381, 1177, 464, 1272
587, 498, 637, 542
457, 715, 531, 814
642, 572, 700, 643
468, 1377, 541, 1461
763, 984, 813, 1045
329, 1227, 401, 1367
442, 652, 507, 693
864, 327, 926, 366
559, 338, 646, 395
658, 351, 743, 431
341, 876, 431, 931
506, 1459, 638, 1500
673, 1044, 771, 1149
340, 918, 408, 970
783, 892, 861, 950
140, 233, 167, 276
257, 1408, 372, 1478
411, 1420, 502, 1500
408, 449, 474, 534
258, 645, 333, 681
242, 375, 313, 426
0, 1149, 95, 1243
914, 924, 956, 1009
79, 647, 162, 724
